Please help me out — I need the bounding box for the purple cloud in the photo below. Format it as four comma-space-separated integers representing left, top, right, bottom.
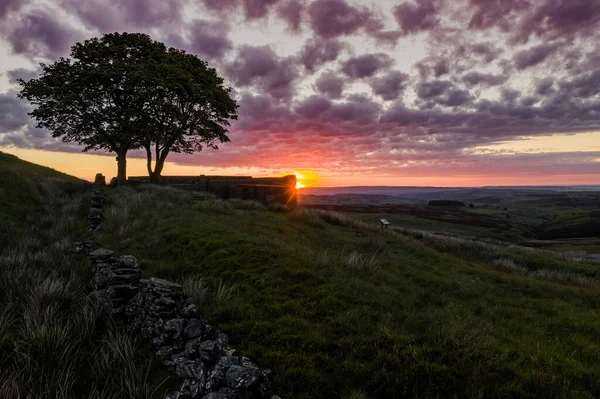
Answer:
369, 71, 409, 101
340, 53, 393, 79
307, 0, 372, 38
315, 71, 345, 99
62, 0, 184, 32
560, 69, 600, 99
515, 0, 600, 43
203, 0, 238, 12
0, 91, 29, 132
226, 45, 298, 99
438, 88, 473, 107
0, 0, 27, 18
514, 42, 561, 70
276, 0, 304, 31
6, 68, 39, 84
468, 0, 529, 31
393, 0, 440, 35
297, 38, 343, 72
536, 77, 554, 96
3, 9, 81, 59
463, 72, 507, 87
416, 80, 454, 99
189, 19, 232, 59
243, 0, 280, 20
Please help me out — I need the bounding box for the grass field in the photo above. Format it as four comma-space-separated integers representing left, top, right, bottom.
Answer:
97, 184, 600, 399
0, 152, 174, 398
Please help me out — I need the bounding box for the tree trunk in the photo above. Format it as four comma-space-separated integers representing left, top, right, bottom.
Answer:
116, 150, 127, 185
151, 151, 168, 183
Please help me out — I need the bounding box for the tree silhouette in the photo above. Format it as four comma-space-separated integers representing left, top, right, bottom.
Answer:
19, 32, 237, 184
143, 48, 238, 183
19, 33, 167, 184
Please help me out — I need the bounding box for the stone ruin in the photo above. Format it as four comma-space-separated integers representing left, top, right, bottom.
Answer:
73, 174, 279, 399
128, 175, 297, 207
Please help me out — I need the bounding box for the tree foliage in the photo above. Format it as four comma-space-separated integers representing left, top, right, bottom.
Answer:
143, 48, 238, 182
18, 32, 238, 184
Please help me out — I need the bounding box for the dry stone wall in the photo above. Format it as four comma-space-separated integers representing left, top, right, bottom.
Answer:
74, 175, 279, 399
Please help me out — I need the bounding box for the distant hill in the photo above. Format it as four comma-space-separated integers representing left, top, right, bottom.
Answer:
301, 185, 600, 196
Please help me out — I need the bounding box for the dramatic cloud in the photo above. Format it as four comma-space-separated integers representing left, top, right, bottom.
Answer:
202, 0, 238, 12
0, 91, 29, 132
297, 38, 343, 72
2, 0, 600, 182
226, 45, 298, 99
369, 71, 409, 101
62, 0, 184, 31
514, 0, 600, 43
416, 80, 454, 99
514, 42, 561, 70
315, 71, 345, 99
393, 0, 440, 35
535, 77, 554, 96
3, 9, 81, 59
0, 0, 27, 18
6, 68, 38, 85
276, 0, 304, 31
467, 0, 529, 32
463, 72, 507, 87
340, 53, 393, 79
189, 19, 233, 59
307, 0, 372, 38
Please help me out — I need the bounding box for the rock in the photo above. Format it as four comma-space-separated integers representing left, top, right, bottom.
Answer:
225, 348, 240, 358
119, 255, 139, 268
108, 284, 138, 299
88, 207, 103, 216
90, 248, 114, 258
184, 318, 205, 340
201, 387, 243, 399
150, 277, 183, 292
165, 392, 192, 399
156, 346, 174, 360
225, 365, 261, 390
111, 274, 141, 284
180, 303, 200, 318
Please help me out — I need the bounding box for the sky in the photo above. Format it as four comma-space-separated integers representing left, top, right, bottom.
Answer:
1, 0, 600, 187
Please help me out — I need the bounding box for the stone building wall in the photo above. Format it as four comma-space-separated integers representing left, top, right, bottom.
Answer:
128, 175, 297, 207
73, 175, 279, 399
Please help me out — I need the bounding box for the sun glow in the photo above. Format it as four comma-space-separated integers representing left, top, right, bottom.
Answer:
294, 169, 320, 189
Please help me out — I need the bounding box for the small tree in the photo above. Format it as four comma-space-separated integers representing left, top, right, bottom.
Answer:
143, 48, 238, 183
19, 33, 167, 184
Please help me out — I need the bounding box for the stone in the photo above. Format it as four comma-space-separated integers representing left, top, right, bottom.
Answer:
108, 284, 138, 299
90, 248, 114, 258
111, 274, 141, 284
184, 318, 205, 340
89, 207, 103, 215
156, 346, 175, 360
150, 277, 183, 292
119, 255, 139, 268
165, 392, 192, 399
225, 365, 261, 390
180, 303, 200, 318
201, 387, 243, 399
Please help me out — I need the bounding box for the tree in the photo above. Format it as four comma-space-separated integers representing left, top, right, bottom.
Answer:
19, 33, 167, 184
142, 48, 238, 183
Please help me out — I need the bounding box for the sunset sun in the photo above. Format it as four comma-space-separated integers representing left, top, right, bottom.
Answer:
294, 170, 320, 189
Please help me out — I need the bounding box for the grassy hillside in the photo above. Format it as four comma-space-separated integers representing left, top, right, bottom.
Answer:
98, 185, 600, 399
0, 153, 173, 398
0, 151, 83, 223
